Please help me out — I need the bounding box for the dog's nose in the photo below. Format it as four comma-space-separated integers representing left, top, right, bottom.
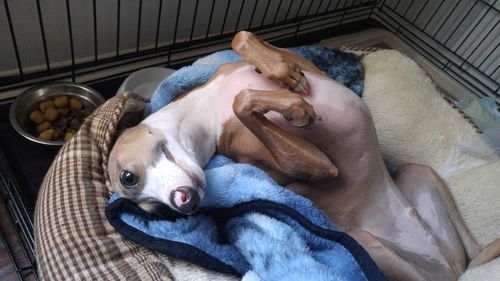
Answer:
170, 186, 200, 214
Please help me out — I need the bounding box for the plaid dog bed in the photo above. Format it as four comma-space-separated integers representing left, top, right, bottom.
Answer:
34, 93, 176, 280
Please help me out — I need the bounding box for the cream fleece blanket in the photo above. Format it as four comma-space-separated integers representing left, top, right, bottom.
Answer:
362, 50, 500, 281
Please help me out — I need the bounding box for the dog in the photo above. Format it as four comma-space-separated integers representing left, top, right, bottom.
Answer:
108, 31, 500, 281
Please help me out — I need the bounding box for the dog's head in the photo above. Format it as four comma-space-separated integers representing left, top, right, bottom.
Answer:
108, 124, 205, 215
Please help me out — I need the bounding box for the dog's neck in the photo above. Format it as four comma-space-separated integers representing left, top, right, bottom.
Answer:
142, 87, 221, 172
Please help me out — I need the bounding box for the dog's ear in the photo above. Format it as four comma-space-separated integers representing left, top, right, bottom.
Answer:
117, 92, 147, 132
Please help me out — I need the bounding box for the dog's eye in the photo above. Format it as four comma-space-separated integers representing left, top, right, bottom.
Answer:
120, 170, 138, 188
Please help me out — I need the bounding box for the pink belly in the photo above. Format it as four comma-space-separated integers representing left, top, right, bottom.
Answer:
206, 64, 358, 145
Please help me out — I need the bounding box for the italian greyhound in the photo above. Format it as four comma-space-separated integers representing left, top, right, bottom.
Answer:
108, 31, 500, 281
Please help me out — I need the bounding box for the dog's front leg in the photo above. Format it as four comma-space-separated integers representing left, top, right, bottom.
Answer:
233, 88, 338, 182
232, 31, 324, 93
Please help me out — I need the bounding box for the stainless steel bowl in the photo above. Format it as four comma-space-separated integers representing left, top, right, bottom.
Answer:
9, 82, 105, 146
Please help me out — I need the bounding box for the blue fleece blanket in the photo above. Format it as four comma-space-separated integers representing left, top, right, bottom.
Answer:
106, 47, 387, 281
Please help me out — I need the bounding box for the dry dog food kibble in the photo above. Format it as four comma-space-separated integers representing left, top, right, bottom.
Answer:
28, 95, 92, 142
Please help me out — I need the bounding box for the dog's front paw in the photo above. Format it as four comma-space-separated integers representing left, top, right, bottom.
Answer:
256, 55, 309, 94
283, 95, 317, 128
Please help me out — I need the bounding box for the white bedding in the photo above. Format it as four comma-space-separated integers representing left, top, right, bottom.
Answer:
359, 50, 500, 281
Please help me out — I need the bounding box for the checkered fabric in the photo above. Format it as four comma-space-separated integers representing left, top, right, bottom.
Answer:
34, 92, 175, 281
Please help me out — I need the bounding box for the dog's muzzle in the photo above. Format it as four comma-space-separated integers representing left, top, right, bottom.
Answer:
170, 186, 201, 214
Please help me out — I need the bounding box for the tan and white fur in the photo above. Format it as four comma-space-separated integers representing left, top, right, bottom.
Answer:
108, 31, 500, 281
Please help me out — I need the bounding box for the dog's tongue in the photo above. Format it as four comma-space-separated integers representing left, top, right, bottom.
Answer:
180, 193, 188, 203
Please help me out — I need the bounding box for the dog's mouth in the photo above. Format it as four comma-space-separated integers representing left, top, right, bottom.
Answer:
170, 186, 202, 215
138, 199, 188, 219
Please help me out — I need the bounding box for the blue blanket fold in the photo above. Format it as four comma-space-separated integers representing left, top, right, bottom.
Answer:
106, 47, 387, 281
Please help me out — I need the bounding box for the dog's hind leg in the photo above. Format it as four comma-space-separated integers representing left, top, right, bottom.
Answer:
348, 229, 427, 281
393, 163, 482, 273
231, 88, 338, 182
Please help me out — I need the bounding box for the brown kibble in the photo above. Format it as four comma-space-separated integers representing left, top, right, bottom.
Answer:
29, 110, 45, 124
82, 108, 92, 117
44, 107, 59, 121
53, 116, 68, 128
69, 98, 82, 110
57, 108, 70, 116
70, 118, 81, 130
64, 132, 74, 142
39, 100, 55, 112
51, 128, 60, 139
66, 128, 77, 135
39, 129, 53, 141
54, 96, 69, 108
36, 121, 51, 133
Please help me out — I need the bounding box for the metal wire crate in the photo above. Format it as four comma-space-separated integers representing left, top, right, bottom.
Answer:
2, 0, 497, 102
0, 1, 499, 280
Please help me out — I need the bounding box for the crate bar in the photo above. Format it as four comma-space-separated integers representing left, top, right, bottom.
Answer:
325, 0, 334, 12
432, 0, 461, 38
380, 6, 499, 93
0, 0, 376, 90
412, 0, 429, 24
333, 0, 342, 13
7, 180, 39, 281
0, 227, 24, 281
65, 0, 76, 82
136, 0, 143, 54
460, 16, 500, 68
248, 0, 260, 28
423, 0, 446, 31
377, 8, 498, 97
294, 0, 307, 36
190, 0, 200, 41
479, 0, 500, 13
305, 0, 315, 17
393, 0, 402, 11
205, 0, 216, 38
339, 0, 352, 25
315, 0, 325, 14
3, 0, 24, 79
393, 27, 493, 99
0, 176, 24, 281
35, 0, 51, 72
116, 0, 121, 57
0, 171, 38, 280
402, 0, 414, 17
381, 5, 499, 90
369, 0, 377, 17
478, 41, 499, 69
378, 8, 490, 90
298, 9, 371, 34
272, 0, 284, 24
296, 0, 307, 18
6, 179, 34, 251
234, 0, 246, 31
220, 0, 232, 35
0, 10, 367, 93
154, 0, 163, 50
443, 0, 481, 45
453, 0, 497, 53
283, 0, 295, 21
296, 6, 373, 36
168, 0, 182, 65
93, 0, 98, 61
261, 0, 272, 27
491, 64, 499, 78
